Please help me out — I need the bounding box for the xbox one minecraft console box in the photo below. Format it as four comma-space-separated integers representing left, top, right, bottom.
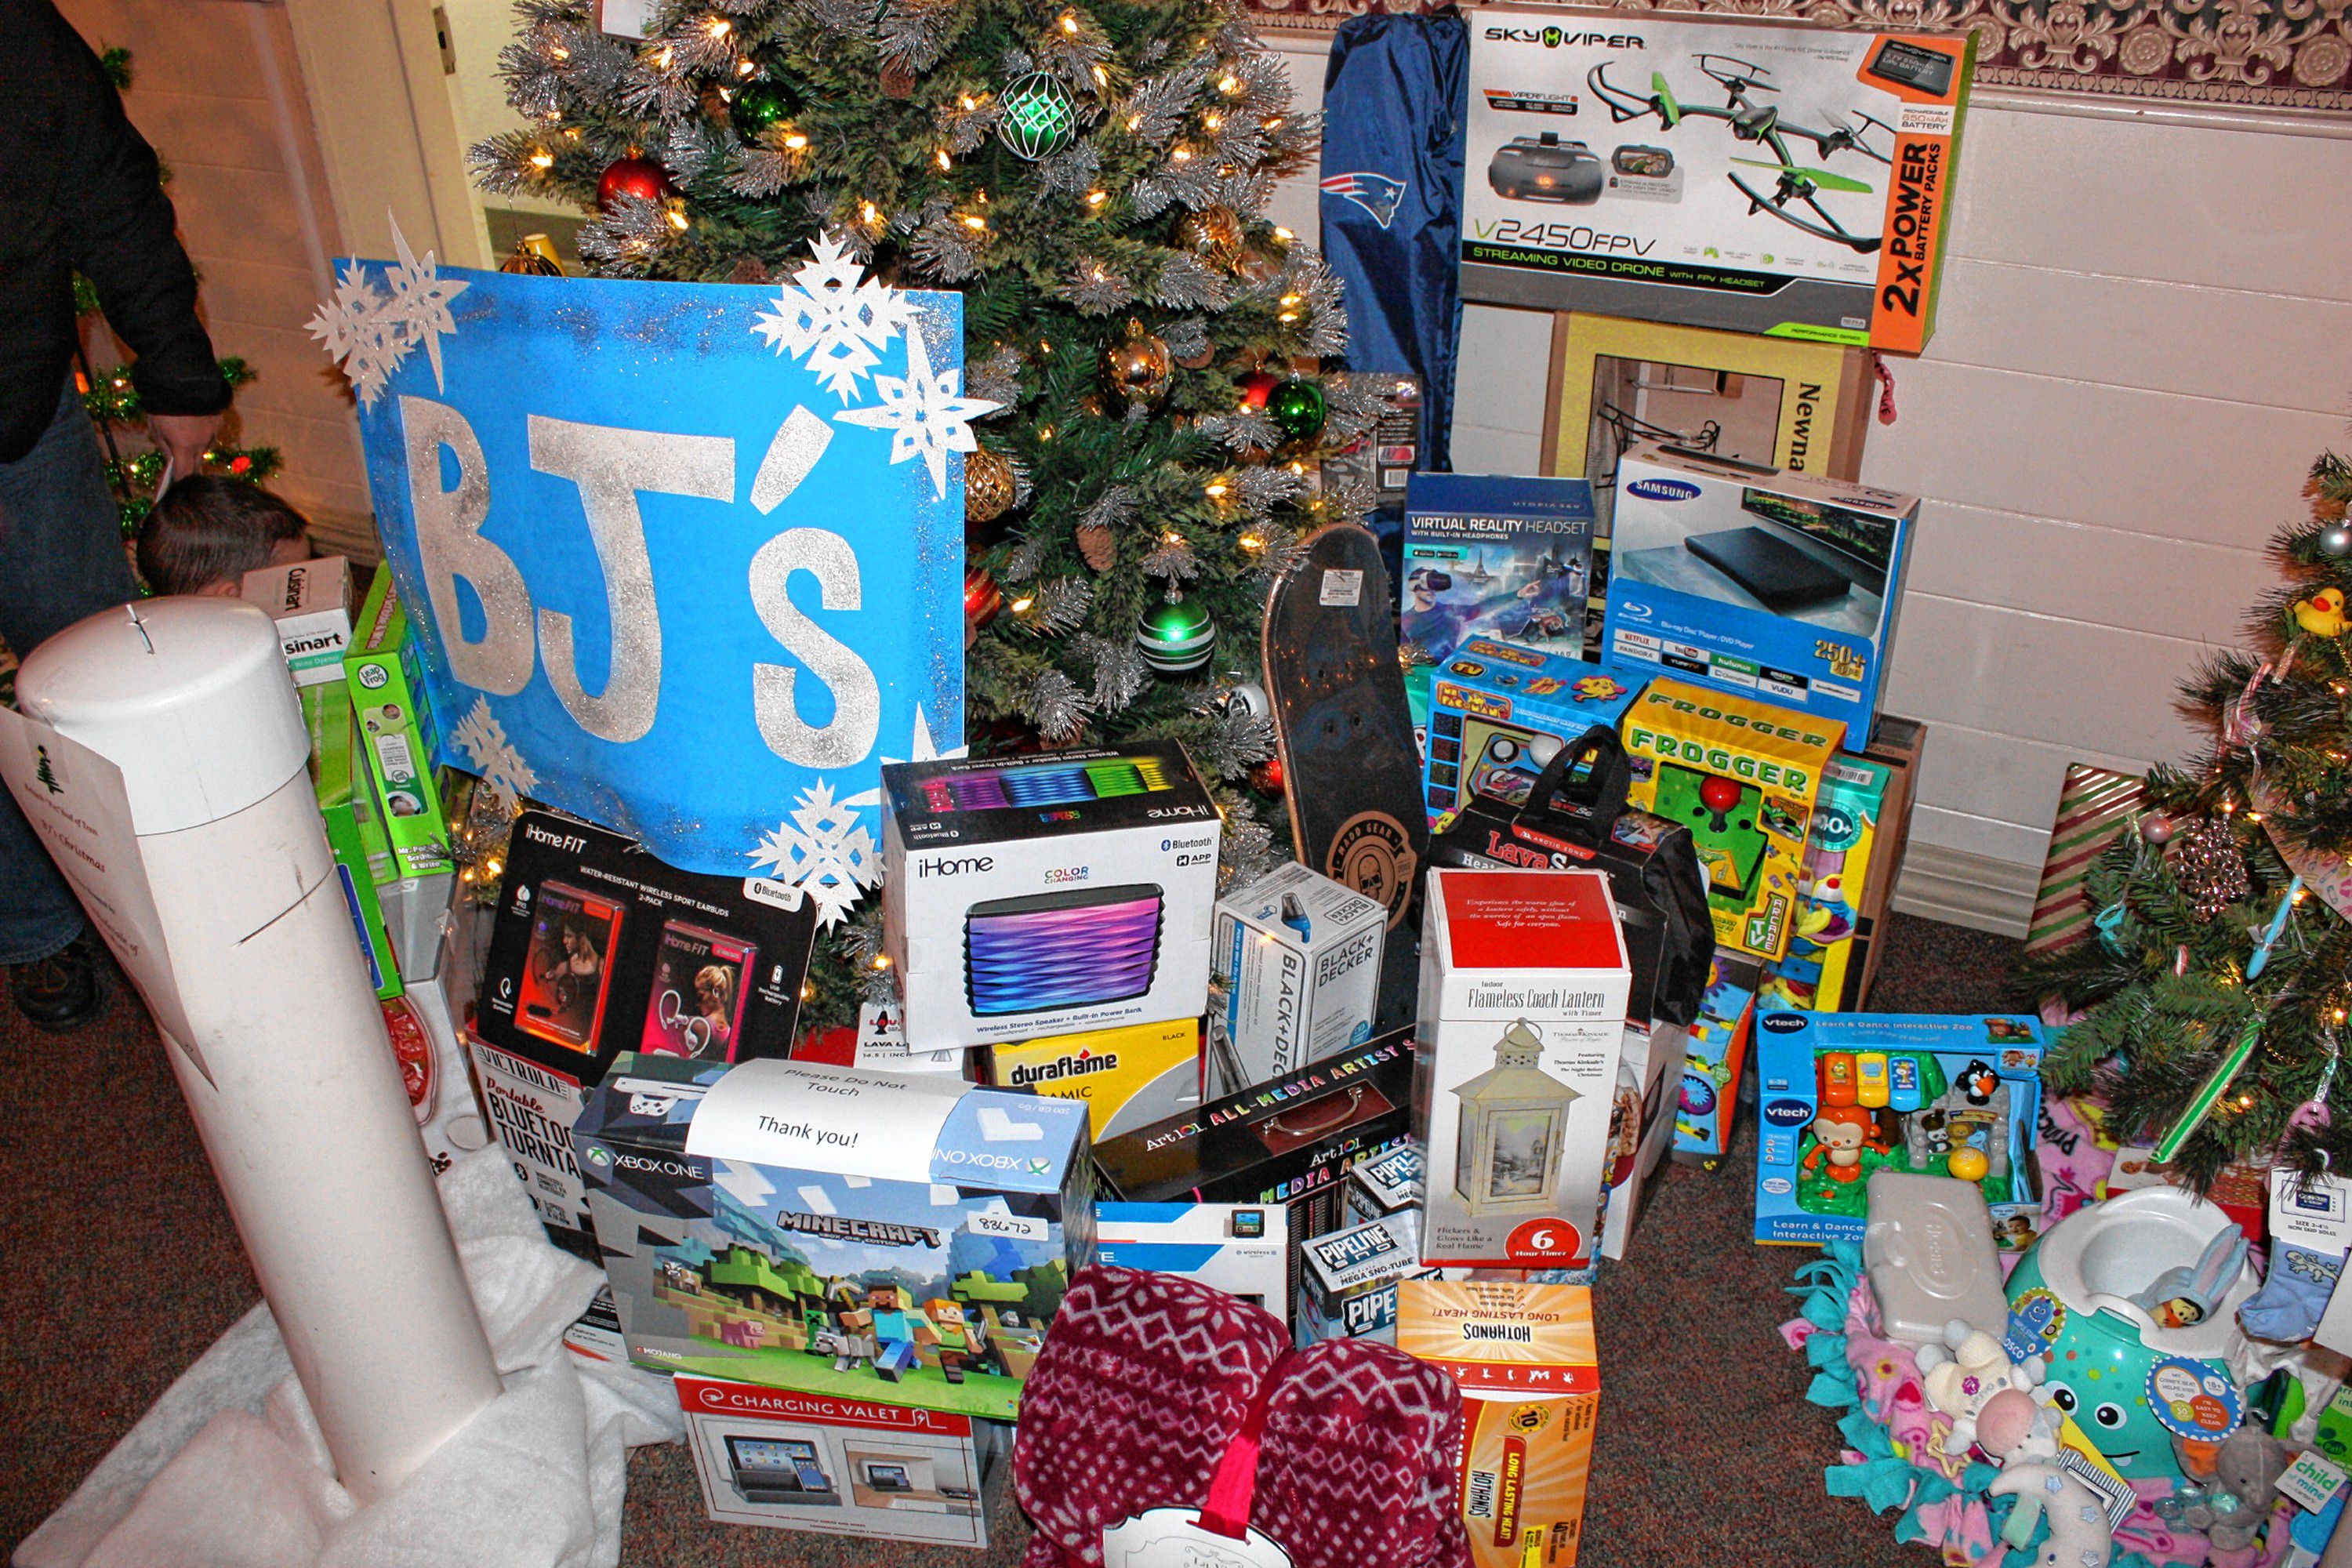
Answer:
880, 744, 1221, 1051
1605, 442, 1918, 741
575, 1052, 1094, 1421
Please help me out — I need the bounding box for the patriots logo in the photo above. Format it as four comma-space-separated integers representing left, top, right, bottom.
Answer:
1320, 171, 1407, 229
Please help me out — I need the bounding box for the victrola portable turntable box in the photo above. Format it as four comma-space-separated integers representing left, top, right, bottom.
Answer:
477, 811, 817, 1083
576, 1054, 1095, 1421
1414, 869, 1632, 1269
881, 744, 1221, 1051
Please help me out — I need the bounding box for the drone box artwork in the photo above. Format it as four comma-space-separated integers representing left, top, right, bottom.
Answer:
1400, 473, 1598, 666
1414, 869, 1632, 1270
1619, 676, 1843, 962
1461, 11, 1974, 352
575, 1054, 1095, 1421
1605, 441, 1918, 741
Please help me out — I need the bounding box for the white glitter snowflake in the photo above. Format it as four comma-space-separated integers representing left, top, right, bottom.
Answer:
306, 218, 468, 409
750, 233, 916, 402
748, 779, 878, 929
832, 324, 1001, 499
448, 695, 539, 798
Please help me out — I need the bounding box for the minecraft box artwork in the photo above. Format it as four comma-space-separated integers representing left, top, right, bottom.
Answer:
574, 1053, 1094, 1421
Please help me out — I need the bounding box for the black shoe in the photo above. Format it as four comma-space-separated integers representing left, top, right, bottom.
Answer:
11, 929, 110, 1032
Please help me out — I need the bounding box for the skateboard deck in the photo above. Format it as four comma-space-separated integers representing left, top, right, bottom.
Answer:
1263, 523, 1428, 1033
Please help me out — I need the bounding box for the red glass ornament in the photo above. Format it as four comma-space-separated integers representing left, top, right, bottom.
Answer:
597, 156, 673, 213
964, 564, 1003, 631
1699, 775, 1744, 816
1250, 754, 1285, 797
1238, 371, 1279, 410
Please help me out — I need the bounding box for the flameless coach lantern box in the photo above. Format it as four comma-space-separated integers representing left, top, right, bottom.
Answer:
0, 598, 499, 1501
574, 1052, 1094, 1421
1414, 868, 1632, 1270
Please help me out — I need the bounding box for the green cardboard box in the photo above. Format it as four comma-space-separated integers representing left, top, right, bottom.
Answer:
307, 683, 402, 1000
344, 572, 452, 880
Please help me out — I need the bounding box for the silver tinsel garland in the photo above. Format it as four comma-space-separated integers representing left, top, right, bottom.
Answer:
1024, 577, 1094, 635
1064, 258, 1136, 315
1022, 670, 1092, 742
1140, 534, 1201, 583
1078, 633, 1151, 713
1152, 253, 1229, 311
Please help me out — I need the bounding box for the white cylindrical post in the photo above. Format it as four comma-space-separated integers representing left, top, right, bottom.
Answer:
17, 599, 501, 1503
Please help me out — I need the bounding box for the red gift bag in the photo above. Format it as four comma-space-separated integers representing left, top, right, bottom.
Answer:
1016, 1266, 1470, 1568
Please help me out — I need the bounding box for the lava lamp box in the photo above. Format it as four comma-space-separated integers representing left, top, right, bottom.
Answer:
984, 1016, 1203, 1143
1605, 442, 1917, 741
476, 811, 817, 1083
1461, 10, 1974, 354
1422, 639, 1650, 823
241, 554, 355, 688
1207, 862, 1386, 1099
880, 745, 1221, 1051
1619, 676, 1843, 962
1751, 1011, 2044, 1249
1414, 869, 1632, 1269
1760, 753, 1890, 1014
1400, 473, 1598, 665
1094, 1033, 1415, 1314
677, 1374, 1007, 1545
576, 1053, 1095, 1421
1397, 1279, 1600, 1568
343, 570, 452, 879
1095, 1200, 1290, 1312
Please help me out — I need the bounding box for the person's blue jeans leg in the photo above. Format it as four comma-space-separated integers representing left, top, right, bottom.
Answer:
0, 376, 140, 965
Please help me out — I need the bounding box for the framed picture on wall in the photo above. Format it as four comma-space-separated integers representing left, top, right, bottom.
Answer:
1541, 314, 1875, 659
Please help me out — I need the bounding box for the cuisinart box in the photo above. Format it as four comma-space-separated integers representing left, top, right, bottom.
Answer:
1461, 10, 1973, 354
241, 555, 355, 688
1605, 442, 1918, 739
575, 1053, 1094, 1421
1208, 862, 1385, 1098
676, 1374, 1006, 1546
881, 745, 1221, 1051
1415, 869, 1632, 1269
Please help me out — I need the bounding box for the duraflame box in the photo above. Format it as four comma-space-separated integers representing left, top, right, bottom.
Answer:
242, 554, 355, 687
1398, 1279, 1599, 1568
985, 1016, 1202, 1143
676, 1374, 1006, 1546
1414, 869, 1632, 1269
881, 745, 1221, 1050
1207, 862, 1385, 1098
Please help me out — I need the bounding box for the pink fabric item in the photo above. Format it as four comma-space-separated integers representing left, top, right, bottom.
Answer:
1014, 1267, 1470, 1568
2035, 1095, 2115, 1226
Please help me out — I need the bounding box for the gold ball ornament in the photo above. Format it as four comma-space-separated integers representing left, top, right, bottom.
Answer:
1175, 205, 1243, 267
1104, 328, 1173, 407
499, 234, 564, 276
1235, 246, 1283, 287
964, 448, 1016, 529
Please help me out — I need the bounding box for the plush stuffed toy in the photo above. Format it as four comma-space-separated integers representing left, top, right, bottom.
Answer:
2160, 1428, 2292, 1568
1976, 1388, 2114, 1568
1917, 1318, 2052, 1457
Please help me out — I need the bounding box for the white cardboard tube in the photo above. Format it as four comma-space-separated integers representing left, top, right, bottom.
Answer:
18, 600, 501, 1502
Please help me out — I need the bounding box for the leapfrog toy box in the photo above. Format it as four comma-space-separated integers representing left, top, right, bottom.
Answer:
1620, 677, 1844, 961
1423, 640, 1651, 822
1605, 443, 1918, 741
1752, 1011, 2044, 1248
1461, 11, 1975, 354
575, 1053, 1094, 1421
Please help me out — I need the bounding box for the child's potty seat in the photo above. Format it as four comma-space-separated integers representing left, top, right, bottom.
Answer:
2007, 1186, 2256, 1483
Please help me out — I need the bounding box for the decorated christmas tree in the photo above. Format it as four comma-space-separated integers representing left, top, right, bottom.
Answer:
75, 45, 281, 539
471, 0, 1385, 1028
2027, 449, 2352, 1191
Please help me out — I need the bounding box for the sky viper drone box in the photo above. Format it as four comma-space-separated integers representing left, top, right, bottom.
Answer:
575, 1054, 1095, 1421
1461, 10, 1973, 352
881, 745, 1220, 1051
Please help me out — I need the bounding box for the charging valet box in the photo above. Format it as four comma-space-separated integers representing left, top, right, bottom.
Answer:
881, 745, 1221, 1051
1207, 861, 1385, 1098
1415, 869, 1632, 1269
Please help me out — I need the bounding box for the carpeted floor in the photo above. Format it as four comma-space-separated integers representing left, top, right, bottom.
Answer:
0, 911, 2024, 1566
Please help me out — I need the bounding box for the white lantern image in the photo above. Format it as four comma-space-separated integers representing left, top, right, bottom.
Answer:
1452, 1019, 1581, 1217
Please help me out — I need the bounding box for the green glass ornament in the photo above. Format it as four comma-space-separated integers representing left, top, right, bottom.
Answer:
1137, 598, 1217, 675
997, 71, 1077, 161
1266, 376, 1326, 446
731, 78, 797, 137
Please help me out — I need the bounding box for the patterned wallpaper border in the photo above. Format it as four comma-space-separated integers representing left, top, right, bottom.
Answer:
1246, 0, 2352, 114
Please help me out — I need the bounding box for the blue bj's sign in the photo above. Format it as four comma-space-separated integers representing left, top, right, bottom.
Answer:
318, 233, 984, 924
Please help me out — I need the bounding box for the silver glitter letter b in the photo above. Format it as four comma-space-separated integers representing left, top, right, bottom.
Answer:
400, 397, 533, 696
528, 416, 733, 744
748, 529, 880, 769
